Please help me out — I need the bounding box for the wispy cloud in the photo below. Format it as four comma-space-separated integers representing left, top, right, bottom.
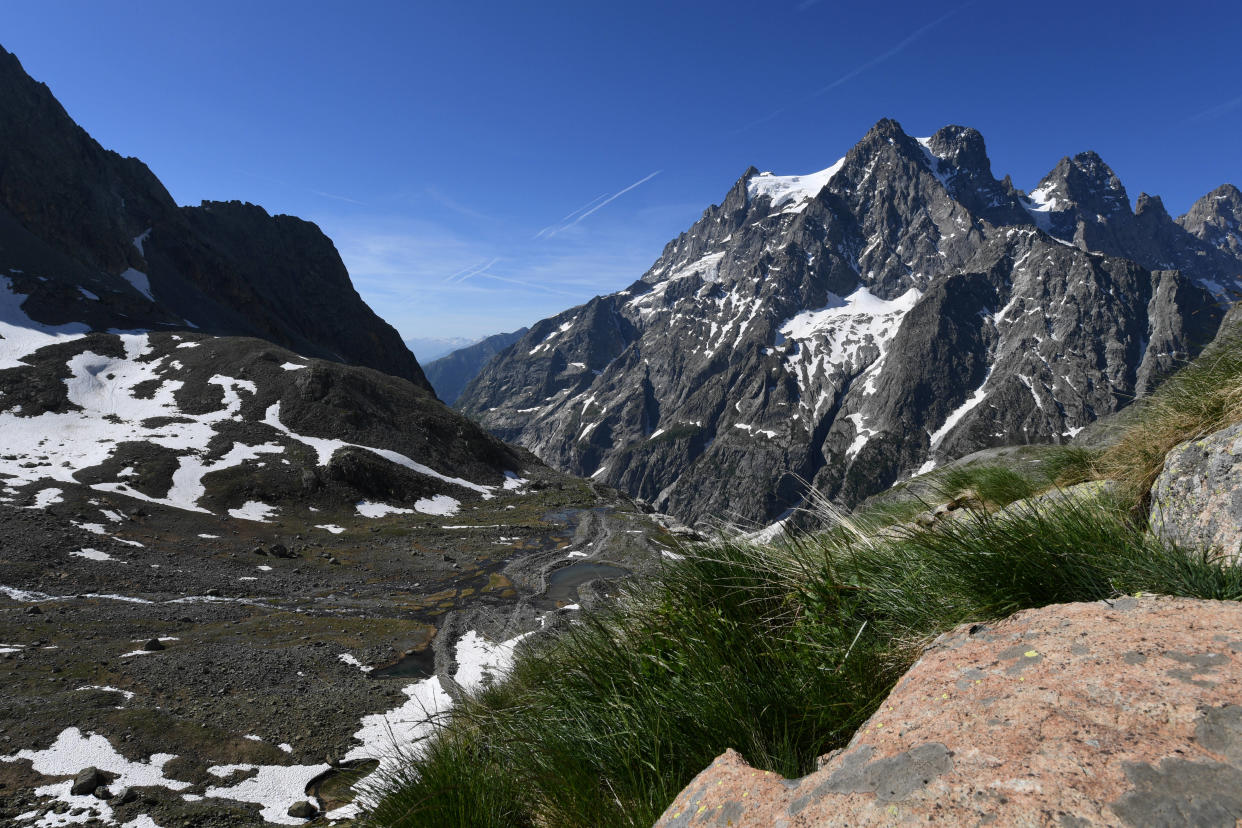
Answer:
470, 271, 581, 296
425, 187, 493, 221
1188, 93, 1242, 123
733, 4, 970, 135
539, 170, 663, 238
311, 189, 368, 206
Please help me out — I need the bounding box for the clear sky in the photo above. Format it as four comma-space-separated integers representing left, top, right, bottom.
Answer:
4, 1, 1240, 342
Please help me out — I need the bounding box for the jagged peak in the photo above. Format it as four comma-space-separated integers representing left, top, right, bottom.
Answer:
863, 117, 909, 141
1031, 150, 1129, 218
924, 125, 990, 172
1135, 192, 1171, 221
1184, 183, 1242, 218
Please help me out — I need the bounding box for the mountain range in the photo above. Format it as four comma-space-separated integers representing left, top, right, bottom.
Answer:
459, 120, 1242, 527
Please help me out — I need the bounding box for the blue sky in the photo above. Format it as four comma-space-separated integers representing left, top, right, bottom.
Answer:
4, 1, 1241, 343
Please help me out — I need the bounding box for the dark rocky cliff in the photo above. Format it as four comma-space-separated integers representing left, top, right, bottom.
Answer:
0, 44, 425, 387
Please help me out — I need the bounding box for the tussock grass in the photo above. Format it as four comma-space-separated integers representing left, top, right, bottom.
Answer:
1097, 334, 1242, 503
366, 489, 1242, 828
935, 464, 1038, 508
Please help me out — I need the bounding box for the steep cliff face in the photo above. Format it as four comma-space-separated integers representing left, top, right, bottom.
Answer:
0, 44, 424, 386
461, 120, 1238, 526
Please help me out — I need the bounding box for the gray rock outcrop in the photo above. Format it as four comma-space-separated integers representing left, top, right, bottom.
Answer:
655, 597, 1242, 827
1150, 421, 1242, 563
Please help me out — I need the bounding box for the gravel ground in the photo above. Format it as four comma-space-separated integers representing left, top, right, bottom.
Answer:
0, 471, 672, 826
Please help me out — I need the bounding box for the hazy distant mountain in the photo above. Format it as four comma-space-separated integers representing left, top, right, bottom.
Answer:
424, 328, 529, 405
460, 120, 1241, 527
404, 336, 480, 362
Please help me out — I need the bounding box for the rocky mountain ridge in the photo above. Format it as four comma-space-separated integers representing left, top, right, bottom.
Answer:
460, 119, 1242, 527
0, 44, 424, 386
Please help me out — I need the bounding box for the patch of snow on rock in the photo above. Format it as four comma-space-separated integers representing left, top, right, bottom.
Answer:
413, 495, 459, 516
70, 548, 121, 563
747, 157, 845, 214
314, 524, 346, 534
227, 501, 277, 522
204, 762, 332, 826
356, 500, 414, 518
119, 268, 154, 301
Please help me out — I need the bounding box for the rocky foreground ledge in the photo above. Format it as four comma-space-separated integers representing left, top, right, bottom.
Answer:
656, 596, 1242, 827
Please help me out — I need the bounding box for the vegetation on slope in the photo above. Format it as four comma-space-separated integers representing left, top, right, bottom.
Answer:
1095, 329, 1242, 505
367, 498, 1241, 826
367, 337, 1242, 828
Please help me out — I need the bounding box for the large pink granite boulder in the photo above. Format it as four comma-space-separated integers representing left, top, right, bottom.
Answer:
655, 596, 1242, 827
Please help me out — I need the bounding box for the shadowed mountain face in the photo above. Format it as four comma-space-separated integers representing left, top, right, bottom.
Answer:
0, 45, 425, 387
460, 119, 1241, 527
424, 328, 529, 405
0, 41, 552, 522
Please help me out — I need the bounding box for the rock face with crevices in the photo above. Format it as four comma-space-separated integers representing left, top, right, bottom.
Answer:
1150, 421, 1242, 563
462, 119, 1239, 527
654, 596, 1242, 827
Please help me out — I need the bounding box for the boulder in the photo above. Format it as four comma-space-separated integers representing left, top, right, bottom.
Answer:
287, 800, 318, 819
655, 596, 1242, 827
69, 767, 105, 796
1149, 421, 1242, 563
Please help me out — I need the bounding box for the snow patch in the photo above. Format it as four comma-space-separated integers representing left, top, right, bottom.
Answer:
413, 495, 459, 516
314, 524, 346, 534
70, 548, 121, 563
748, 157, 846, 214
227, 501, 277, 523
338, 653, 374, 673
356, 500, 414, 518
119, 268, 154, 301
203, 763, 331, 826
1021, 184, 1060, 231
29, 488, 64, 508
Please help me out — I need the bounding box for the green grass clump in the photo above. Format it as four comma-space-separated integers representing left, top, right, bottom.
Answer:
934, 464, 1038, 508
365, 490, 1242, 828
1098, 334, 1242, 503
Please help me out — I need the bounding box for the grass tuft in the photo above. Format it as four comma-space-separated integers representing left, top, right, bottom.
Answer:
364, 489, 1242, 828
1097, 334, 1242, 504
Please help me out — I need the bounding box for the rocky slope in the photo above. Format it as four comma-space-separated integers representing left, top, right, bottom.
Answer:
0, 44, 423, 385
424, 327, 528, 405
0, 43, 673, 826
460, 120, 1242, 526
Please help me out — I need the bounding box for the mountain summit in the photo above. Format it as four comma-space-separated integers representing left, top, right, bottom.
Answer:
459, 120, 1242, 527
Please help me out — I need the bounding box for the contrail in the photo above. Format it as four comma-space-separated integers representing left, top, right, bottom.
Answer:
545, 170, 662, 237
535, 191, 613, 238
445, 257, 499, 283
810, 5, 967, 98
1188, 93, 1242, 123
473, 271, 580, 296
733, 4, 971, 135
